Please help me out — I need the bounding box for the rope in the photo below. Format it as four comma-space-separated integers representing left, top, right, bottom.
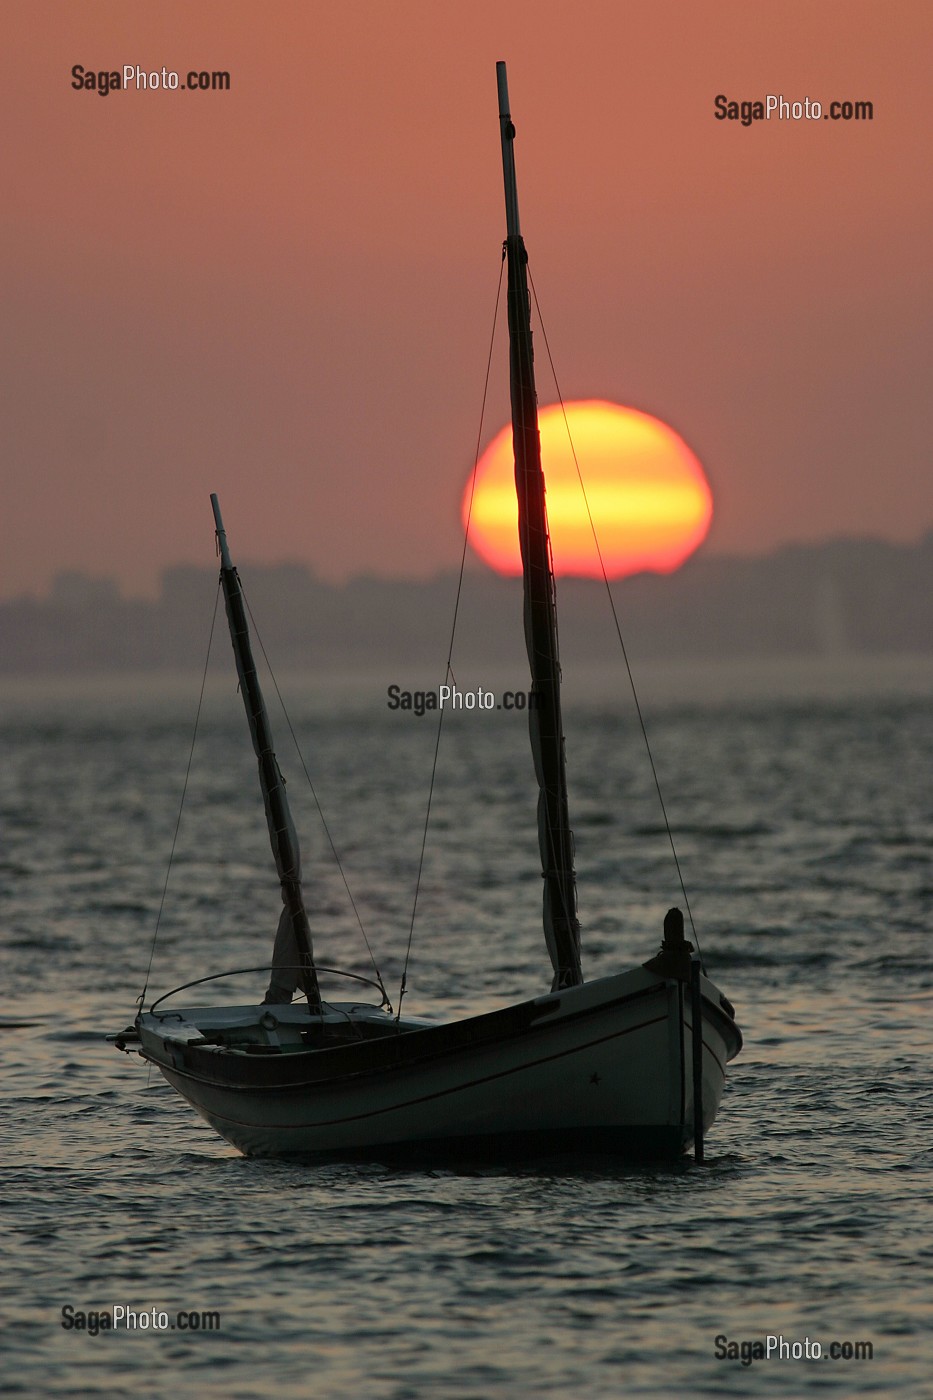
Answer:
397, 253, 506, 1017
139, 580, 221, 1010
527, 268, 704, 960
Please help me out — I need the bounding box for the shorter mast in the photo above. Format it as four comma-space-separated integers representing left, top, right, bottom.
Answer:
210, 494, 321, 1011
497, 63, 582, 990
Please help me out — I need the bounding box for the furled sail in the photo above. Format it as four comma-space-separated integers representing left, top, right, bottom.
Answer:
210, 494, 321, 1009
497, 64, 583, 990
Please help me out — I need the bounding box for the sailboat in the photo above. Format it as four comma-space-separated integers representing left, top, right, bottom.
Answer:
115, 63, 742, 1161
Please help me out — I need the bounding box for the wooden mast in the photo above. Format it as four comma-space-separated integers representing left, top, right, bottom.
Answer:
497, 63, 582, 990
211, 494, 321, 1011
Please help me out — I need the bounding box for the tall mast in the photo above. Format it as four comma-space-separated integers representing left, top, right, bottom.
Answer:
210, 494, 322, 1011
497, 63, 582, 990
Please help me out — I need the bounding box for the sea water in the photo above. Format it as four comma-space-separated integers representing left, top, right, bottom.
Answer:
1, 666, 931, 1398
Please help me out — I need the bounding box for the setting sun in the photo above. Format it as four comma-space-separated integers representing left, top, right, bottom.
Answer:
464, 401, 713, 578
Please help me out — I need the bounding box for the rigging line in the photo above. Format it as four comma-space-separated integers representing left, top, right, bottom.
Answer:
139, 579, 222, 1012
527, 268, 704, 960
241, 589, 389, 1005
397, 253, 507, 1018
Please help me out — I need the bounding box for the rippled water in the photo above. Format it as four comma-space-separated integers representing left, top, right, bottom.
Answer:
2, 671, 932, 1397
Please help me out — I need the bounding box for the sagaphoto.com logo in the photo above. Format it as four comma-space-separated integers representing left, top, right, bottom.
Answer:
386, 684, 540, 717
713, 92, 873, 126
71, 64, 231, 96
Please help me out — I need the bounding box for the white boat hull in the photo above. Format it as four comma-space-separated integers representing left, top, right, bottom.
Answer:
134, 966, 741, 1160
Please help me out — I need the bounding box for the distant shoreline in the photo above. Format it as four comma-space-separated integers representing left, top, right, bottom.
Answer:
2, 533, 931, 682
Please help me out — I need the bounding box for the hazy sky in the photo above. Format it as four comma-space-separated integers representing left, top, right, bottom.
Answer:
2, 1, 930, 598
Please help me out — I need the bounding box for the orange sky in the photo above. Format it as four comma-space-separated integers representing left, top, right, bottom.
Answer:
1, 0, 930, 598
